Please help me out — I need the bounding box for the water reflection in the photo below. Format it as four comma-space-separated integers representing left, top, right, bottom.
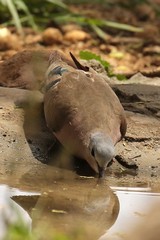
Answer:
7, 180, 119, 239
30, 179, 119, 239
2, 183, 160, 240
101, 187, 160, 240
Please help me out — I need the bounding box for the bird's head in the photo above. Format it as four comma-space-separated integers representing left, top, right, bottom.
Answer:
89, 132, 115, 178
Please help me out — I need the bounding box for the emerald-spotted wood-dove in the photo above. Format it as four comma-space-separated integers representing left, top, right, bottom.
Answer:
44, 50, 133, 177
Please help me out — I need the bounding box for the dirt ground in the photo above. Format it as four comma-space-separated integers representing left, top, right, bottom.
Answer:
0, 66, 160, 239
1, 1, 160, 78
0, 69, 160, 190
0, 1, 160, 187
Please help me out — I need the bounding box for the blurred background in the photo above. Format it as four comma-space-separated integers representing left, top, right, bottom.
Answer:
0, 0, 160, 77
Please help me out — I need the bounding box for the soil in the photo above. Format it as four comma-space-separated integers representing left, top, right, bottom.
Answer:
0, 0, 159, 192
0, 61, 160, 189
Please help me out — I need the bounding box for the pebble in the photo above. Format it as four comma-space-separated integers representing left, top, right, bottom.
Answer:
64, 29, 90, 42
0, 28, 21, 50
61, 24, 81, 33
42, 27, 63, 45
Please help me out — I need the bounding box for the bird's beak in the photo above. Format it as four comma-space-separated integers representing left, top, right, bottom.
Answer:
97, 164, 105, 178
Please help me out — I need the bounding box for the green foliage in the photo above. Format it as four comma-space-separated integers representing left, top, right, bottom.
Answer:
5, 222, 33, 240
46, 0, 67, 9
52, 233, 70, 240
80, 50, 111, 70
65, 0, 107, 3
0, 0, 39, 33
80, 50, 126, 81
86, 17, 143, 32
0, 0, 143, 38
54, 14, 143, 42
0, 0, 23, 34
14, 0, 38, 31
118, 0, 148, 8
0, 0, 67, 33
5, 223, 83, 240
54, 14, 143, 33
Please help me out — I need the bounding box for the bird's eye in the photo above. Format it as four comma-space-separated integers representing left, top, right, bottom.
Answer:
91, 148, 95, 157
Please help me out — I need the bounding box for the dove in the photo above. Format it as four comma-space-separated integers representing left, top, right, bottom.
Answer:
44, 50, 137, 177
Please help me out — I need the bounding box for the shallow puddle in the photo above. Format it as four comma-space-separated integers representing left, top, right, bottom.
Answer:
1, 184, 160, 239
7, 180, 119, 239
101, 187, 160, 240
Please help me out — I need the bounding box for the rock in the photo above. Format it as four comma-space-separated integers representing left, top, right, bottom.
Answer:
0, 28, 21, 51
42, 27, 63, 45
64, 30, 90, 42
156, 111, 160, 118
135, 3, 156, 21
61, 24, 82, 33
24, 34, 42, 45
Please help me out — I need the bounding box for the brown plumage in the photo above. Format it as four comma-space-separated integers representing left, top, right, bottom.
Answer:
44, 50, 127, 177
